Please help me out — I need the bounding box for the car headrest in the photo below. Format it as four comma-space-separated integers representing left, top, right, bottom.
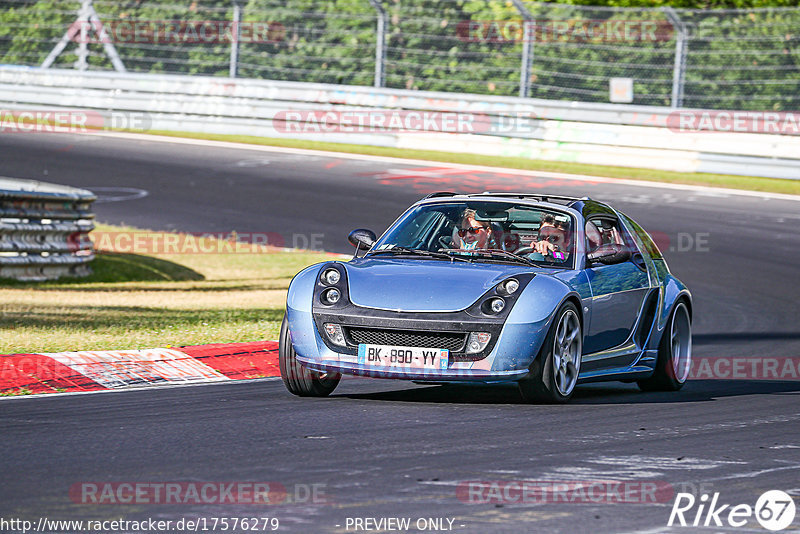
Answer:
452, 225, 463, 248
585, 221, 603, 248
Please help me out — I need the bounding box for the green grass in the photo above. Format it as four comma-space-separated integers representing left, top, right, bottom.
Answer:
0, 253, 205, 287
146, 130, 800, 196
0, 224, 334, 354
0, 388, 33, 397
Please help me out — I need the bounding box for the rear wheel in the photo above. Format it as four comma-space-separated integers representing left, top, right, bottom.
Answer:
638, 301, 691, 392
279, 316, 341, 397
519, 302, 582, 404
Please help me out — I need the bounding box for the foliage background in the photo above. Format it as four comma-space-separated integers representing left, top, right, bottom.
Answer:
0, 0, 798, 110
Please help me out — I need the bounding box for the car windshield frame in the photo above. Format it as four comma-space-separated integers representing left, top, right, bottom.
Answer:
369, 200, 578, 270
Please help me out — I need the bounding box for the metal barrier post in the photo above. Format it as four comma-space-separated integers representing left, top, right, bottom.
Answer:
230, 0, 242, 78
75, 0, 90, 71
41, 0, 126, 72
511, 0, 535, 99
368, 0, 387, 88
664, 7, 688, 109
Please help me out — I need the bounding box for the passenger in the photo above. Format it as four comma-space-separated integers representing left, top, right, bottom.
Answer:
534, 214, 571, 260
453, 208, 493, 250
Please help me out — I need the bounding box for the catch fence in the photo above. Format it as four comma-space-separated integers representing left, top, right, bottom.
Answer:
1, 0, 798, 111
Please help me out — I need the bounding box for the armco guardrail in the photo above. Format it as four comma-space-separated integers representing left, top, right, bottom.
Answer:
1, 67, 799, 179
0, 177, 95, 281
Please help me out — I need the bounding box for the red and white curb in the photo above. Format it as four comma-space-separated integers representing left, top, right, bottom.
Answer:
0, 341, 279, 396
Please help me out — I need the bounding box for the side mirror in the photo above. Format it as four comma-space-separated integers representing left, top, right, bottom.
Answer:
587, 244, 632, 266
348, 228, 376, 250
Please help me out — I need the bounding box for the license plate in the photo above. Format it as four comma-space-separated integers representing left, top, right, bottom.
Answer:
358, 344, 449, 370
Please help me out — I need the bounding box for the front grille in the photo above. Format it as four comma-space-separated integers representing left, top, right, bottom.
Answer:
346, 327, 467, 353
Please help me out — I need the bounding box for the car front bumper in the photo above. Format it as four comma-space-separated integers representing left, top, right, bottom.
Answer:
295, 354, 530, 382
286, 306, 550, 383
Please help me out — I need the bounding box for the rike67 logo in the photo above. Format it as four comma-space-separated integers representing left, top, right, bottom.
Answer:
669, 490, 796, 531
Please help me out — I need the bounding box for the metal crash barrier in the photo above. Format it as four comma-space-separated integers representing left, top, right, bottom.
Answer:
0, 177, 95, 281
1, 67, 799, 180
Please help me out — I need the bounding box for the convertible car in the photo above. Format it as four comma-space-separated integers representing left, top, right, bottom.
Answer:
280, 192, 692, 403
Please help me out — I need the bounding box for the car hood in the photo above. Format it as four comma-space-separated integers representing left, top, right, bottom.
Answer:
343, 257, 534, 312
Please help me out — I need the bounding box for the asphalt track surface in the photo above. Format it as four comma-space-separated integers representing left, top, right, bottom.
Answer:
1, 133, 799, 533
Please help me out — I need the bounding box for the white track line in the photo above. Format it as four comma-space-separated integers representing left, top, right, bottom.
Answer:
0, 376, 282, 401
93, 131, 800, 203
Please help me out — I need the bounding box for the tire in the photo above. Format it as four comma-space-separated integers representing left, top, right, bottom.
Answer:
638, 301, 691, 392
519, 302, 582, 404
279, 315, 341, 397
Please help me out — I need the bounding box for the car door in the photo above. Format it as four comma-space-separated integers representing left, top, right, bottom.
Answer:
583, 216, 650, 355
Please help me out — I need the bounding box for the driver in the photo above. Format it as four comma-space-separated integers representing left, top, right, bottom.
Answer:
453, 208, 493, 250
534, 214, 571, 260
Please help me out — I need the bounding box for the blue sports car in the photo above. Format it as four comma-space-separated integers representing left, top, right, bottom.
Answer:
280, 192, 692, 403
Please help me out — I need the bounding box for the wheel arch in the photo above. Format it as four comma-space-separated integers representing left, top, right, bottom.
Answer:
563, 294, 584, 329
675, 292, 693, 321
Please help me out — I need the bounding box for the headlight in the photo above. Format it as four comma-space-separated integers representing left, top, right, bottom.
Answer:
502, 278, 519, 295
323, 288, 341, 304
324, 323, 346, 346
489, 297, 505, 314
466, 332, 491, 354
322, 268, 341, 285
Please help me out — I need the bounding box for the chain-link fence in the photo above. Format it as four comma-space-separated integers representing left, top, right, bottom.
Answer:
1, 0, 798, 111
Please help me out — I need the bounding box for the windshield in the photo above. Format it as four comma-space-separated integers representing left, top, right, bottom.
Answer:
371, 201, 576, 268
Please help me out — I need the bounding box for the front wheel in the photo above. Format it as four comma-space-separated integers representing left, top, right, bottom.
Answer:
279, 315, 341, 397
638, 301, 691, 392
519, 302, 582, 404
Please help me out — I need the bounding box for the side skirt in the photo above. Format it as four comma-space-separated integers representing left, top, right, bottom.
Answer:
577, 365, 654, 384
